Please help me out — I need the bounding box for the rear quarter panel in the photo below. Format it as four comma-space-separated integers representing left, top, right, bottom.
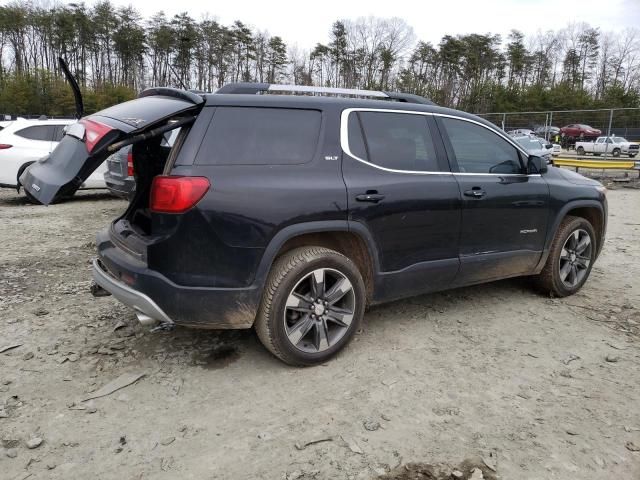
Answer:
147, 105, 348, 289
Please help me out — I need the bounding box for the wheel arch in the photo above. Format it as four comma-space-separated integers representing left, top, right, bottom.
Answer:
536, 200, 606, 272
255, 221, 379, 303
16, 161, 36, 191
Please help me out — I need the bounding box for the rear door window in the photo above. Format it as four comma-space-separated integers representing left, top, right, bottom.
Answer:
15, 125, 56, 141
196, 107, 321, 165
348, 111, 438, 172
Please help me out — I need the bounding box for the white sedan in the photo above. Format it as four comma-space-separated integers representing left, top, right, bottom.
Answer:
0, 118, 107, 200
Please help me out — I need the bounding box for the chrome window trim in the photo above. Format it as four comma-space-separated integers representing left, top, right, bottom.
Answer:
340, 107, 538, 177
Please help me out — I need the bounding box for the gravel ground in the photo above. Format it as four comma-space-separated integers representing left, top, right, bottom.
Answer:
0, 185, 639, 480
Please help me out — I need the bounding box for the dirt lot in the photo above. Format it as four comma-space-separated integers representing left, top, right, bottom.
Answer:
1, 181, 639, 480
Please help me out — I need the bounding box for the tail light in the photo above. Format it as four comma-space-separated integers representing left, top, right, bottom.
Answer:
150, 176, 210, 214
0, 144, 12, 149
126, 151, 134, 177
79, 118, 113, 153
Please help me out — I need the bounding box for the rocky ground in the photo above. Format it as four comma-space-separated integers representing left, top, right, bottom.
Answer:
0, 182, 639, 480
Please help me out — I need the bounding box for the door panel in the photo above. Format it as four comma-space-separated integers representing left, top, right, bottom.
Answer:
341, 110, 461, 300
453, 174, 549, 284
436, 116, 550, 285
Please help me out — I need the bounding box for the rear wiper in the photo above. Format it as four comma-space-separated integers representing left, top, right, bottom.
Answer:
107, 116, 196, 153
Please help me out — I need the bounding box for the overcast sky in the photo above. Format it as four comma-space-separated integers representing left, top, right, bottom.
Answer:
78, 0, 640, 49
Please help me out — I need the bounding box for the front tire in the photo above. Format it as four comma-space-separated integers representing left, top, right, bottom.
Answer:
535, 216, 597, 297
612, 148, 621, 157
255, 246, 365, 366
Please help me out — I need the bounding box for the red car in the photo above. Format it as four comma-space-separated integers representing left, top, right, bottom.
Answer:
560, 124, 602, 139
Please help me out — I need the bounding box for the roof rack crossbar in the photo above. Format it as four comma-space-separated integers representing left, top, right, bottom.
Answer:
215, 82, 434, 105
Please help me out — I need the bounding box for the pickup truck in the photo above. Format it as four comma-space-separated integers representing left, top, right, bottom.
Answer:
575, 136, 639, 158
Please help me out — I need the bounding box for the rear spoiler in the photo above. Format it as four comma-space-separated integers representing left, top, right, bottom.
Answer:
139, 88, 205, 105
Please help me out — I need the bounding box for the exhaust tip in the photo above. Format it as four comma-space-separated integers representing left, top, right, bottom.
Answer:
135, 312, 159, 327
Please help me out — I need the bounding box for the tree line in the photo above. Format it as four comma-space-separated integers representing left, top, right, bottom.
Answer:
1, 1, 638, 116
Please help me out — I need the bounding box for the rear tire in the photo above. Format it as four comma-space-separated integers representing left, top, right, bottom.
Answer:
577, 146, 585, 156
612, 148, 621, 157
255, 246, 365, 366
535, 216, 597, 297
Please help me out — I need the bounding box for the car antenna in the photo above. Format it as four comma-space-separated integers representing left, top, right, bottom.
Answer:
58, 57, 84, 119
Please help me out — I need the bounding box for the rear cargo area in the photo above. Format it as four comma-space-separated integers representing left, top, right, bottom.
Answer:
110, 129, 183, 255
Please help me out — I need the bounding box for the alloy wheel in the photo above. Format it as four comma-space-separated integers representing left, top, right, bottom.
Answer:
283, 268, 355, 353
559, 229, 592, 288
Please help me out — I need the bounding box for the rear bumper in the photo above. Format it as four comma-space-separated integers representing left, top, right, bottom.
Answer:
93, 258, 174, 325
95, 229, 261, 329
104, 176, 135, 198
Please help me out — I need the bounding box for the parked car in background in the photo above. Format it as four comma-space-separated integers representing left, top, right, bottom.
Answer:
104, 129, 178, 198
0, 117, 108, 202
104, 146, 134, 198
534, 125, 560, 138
21, 84, 608, 366
575, 136, 638, 158
513, 135, 553, 163
560, 124, 602, 140
508, 128, 535, 136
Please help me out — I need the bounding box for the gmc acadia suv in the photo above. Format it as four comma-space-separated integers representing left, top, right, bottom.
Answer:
22, 83, 608, 366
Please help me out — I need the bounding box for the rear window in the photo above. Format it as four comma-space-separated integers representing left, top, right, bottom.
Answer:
350, 111, 438, 172
15, 125, 55, 141
196, 107, 321, 165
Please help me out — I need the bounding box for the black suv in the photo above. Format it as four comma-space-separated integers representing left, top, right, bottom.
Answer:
22, 83, 607, 366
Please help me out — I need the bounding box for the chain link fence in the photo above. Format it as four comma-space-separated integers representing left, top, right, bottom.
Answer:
476, 108, 640, 144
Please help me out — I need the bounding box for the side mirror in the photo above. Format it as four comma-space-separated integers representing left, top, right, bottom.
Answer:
528, 155, 547, 174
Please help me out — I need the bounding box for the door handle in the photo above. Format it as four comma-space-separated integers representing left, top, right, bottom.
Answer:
464, 188, 486, 198
355, 192, 385, 203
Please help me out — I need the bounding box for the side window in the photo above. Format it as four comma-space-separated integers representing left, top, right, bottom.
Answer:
354, 111, 438, 171
196, 107, 321, 165
440, 117, 523, 174
15, 125, 55, 141
52, 125, 67, 142
347, 113, 368, 160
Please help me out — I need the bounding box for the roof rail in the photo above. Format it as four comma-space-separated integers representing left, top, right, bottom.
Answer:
215, 83, 434, 105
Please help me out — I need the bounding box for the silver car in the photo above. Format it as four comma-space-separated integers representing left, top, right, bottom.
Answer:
103, 129, 179, 198
104, 145, 135, 198
513, 135, 553, 163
